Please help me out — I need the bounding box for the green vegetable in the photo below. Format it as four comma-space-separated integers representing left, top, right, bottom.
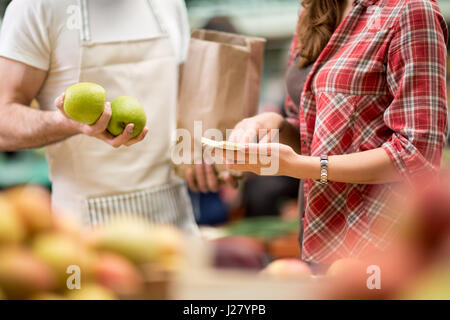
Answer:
225, 216, 298, 240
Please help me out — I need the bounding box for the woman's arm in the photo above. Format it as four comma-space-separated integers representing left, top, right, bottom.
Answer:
221, 143, 401, 185
289, 147, 402, 184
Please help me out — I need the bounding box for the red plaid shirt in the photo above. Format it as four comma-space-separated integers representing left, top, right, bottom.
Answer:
285, 0, 448, 264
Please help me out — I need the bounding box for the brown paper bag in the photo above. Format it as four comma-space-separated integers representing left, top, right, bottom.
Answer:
174, 29, 266, 179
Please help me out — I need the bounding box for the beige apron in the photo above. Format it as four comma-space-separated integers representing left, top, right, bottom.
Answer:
47, 0, 197, 233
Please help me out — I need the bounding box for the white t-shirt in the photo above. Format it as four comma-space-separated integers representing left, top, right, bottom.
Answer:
0, 0, 190, 110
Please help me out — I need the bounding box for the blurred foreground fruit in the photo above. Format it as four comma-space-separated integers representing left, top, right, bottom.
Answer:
400, 184, 450, 261
95, 220, 159, 263
0, 196, 25, 244
0, 287, 5, 300
262, 259, 311, 279
64, 82, 106, 125
95, 219, 184, 270
32, 233, 95, 287
31, 292, 66, 300
6, 186, 53, 235
0, 247, 56, 298
94, 252, 143, 296
399, 264, 450, 300
212, 236, 265, 270
326, 258, 366, 278
66, 284, 117, 300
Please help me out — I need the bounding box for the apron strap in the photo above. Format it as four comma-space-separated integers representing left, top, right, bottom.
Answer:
79, 0, 91, 42
79, 0, 168, 43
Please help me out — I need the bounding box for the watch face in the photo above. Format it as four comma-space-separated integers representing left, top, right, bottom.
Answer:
201, 137, 244, 151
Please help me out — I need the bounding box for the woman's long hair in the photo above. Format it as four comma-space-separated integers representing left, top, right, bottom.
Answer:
296, 0, 342, 67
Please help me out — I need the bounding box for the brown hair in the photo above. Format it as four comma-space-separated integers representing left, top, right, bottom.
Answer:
296, 0, 342, 68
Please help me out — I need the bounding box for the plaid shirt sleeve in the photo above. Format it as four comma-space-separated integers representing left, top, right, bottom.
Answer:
382, 0, 448, 180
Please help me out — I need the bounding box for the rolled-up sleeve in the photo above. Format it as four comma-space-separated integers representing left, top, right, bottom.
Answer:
383, 0, 448, 180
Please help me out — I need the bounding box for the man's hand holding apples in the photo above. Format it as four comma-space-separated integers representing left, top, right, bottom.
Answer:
54, 88, 148, 148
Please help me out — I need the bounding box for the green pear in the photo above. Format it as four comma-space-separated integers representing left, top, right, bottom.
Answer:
0, 247, 56, 299
107, 96, 147, 138
32, 233, 95, 288
95, 219, 159, 264
6, 186, 53, 235
63, 82, 106, 125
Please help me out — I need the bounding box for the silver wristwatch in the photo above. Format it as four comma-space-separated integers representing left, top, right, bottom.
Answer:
319, 154, 328, 185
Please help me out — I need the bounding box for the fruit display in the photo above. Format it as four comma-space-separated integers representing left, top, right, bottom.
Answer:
107, 96, 147, 138
321, 177, 450, 300
1, 180, 449, 300
0, 247, 56, 299
63, 82, 106, 125
0, 185, 186, 300
210, 216, 301, 268
92, 219, 185, 273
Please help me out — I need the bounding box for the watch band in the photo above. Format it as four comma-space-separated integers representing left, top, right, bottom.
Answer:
319, 154, 328, 185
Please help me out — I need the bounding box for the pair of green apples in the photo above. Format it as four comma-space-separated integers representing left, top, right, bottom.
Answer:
63, 82, 147, 138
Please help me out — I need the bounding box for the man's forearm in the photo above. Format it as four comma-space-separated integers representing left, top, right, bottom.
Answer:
0, 103, 79, 151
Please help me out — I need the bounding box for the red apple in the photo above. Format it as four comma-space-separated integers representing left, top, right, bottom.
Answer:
262, 258, 312, 279
94, 252, 143, 296
326, 258, 366, 278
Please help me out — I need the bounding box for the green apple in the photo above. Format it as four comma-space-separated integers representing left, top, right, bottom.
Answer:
107, 96, 147, 138
63, 82, 106, 125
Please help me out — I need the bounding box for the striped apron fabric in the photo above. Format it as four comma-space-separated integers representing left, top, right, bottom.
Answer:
86, 180, 198, 233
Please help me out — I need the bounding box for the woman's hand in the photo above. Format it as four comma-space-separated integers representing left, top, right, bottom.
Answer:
215, 142, 306, 177
54, 93, 148, 148
228, 112, 285, 144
